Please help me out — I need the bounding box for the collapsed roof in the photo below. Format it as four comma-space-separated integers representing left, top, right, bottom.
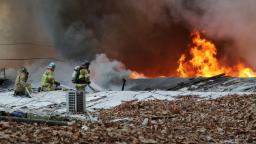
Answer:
125, 74, 256, 92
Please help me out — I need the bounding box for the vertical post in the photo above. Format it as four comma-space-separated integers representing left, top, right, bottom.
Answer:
122, 78, 126, 91
3, 67, 6, 80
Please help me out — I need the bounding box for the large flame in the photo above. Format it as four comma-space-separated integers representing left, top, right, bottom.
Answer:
177, 31, 256, 78
129, 31, 256, 79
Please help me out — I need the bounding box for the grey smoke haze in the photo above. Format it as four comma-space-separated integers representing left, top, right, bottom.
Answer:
175, 0, 256, 68
20, 54, 131, 90
41, 0, 256, 74
1, 0, 256, 81
40, 0, 192, 76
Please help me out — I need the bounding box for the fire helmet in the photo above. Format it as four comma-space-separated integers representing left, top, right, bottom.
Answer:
48, 62, 56, 69
81, 60, 90, 67
20, 67, 28, 73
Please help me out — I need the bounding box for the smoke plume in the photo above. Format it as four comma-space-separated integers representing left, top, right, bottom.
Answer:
2, 0, 256, 83
40, 0, 192, 76
90, 54, 132, 90
45, 0, 256, 76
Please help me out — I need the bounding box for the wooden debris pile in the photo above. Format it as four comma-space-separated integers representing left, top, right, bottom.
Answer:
1, 95, 256, 143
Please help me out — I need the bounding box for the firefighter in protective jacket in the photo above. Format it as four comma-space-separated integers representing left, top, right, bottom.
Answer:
14, 67, 32, 97
41, 62, 60, 91
72, 61, 91, 91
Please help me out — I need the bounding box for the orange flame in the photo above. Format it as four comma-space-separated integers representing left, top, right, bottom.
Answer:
177, 31, 256, 78
129, 31, 256, 79
129, 71, 146, 79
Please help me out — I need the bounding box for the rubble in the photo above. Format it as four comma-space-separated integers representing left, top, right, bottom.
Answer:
0, 90, 255, 117
127, 77, 256, 92
0, 74, 255, 143
1, 95, 256, 143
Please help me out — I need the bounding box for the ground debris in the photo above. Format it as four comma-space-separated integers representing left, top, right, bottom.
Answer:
1, 95, 256, 143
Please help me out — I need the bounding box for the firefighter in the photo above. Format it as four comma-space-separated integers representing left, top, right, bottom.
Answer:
40, 62, 60, 91
14, 67, 32, 97
72, 61, 91, 92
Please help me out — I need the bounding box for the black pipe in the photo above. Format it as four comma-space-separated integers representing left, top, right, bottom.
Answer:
0, 116, 69, 126
122, 78, 126, 91
3, 68, 5, 80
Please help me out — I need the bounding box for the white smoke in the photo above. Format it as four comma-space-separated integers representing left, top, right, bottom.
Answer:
90, 54, 132, 90
6, 54, 130, 90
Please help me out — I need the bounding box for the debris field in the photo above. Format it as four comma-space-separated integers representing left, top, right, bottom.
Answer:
1, 94, 256, 143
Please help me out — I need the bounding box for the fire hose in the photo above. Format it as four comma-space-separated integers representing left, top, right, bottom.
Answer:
0, 116, 69, 126
60, 82, 104, 92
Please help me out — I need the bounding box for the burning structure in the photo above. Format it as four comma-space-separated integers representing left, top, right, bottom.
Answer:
1, 1, 256, 143
130, 31, 256, 79
0, 0, 256, 94
1, 0, 256, 83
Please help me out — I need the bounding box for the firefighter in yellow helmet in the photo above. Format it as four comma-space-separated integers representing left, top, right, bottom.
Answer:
72, 61, 91, 92
40, 62, 60, 91
14, 67, 32, 97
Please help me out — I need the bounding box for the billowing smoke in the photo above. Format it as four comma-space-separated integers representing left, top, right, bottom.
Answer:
41, 0, 192, 76
2, 0, 256, 87
45, 0, 256, 76
90, 54, 132, 90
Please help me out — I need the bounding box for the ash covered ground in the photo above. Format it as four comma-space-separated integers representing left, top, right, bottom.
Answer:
1, 76, 256, 116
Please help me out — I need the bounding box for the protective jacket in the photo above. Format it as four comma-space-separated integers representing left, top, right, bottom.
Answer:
14, 70, 31, 96
74, 68, 90, 91
41, 69, 60, 91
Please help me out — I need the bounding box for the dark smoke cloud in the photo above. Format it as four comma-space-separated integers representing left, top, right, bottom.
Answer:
2, 0, 255, 77
42, 0, 193, 76
49, 0, 256, 76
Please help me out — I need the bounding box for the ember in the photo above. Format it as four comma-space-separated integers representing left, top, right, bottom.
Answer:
129, 71, 146, 79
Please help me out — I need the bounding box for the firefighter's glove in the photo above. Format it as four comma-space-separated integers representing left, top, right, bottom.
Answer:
55, 81, 60, 86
